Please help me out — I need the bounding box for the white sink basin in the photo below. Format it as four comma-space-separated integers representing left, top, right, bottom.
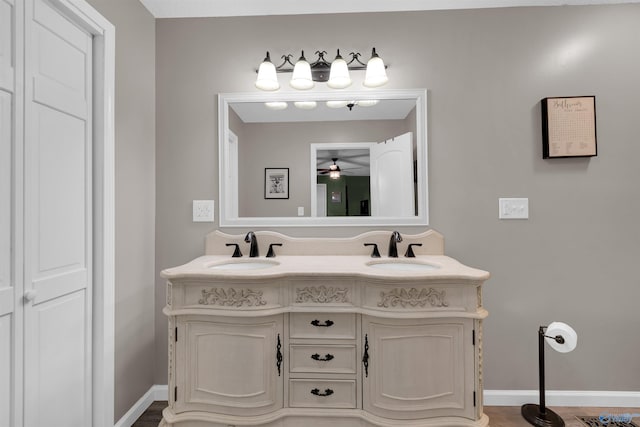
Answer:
208, 260, 279, 270
367, 261, 439, 271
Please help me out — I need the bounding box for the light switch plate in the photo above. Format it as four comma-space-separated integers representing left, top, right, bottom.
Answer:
499, 198, 529, 219
193, 200, 215, 222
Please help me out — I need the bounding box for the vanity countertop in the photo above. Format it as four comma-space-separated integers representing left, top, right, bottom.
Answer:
160, 254, 490, 282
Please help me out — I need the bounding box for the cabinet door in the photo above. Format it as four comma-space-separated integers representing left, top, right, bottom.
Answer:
176, 315, 284, 416
362, 317, 475, 420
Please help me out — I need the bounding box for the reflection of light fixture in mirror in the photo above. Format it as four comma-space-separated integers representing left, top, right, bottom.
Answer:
327, 50, 352, 89
290, 51, 314, 90
326, 100, 380, 110
357, 99, 379, 107
255, 48, 388, 91
363, 48, 389, 88
255, 52, 280, 91
329, 159, 341, 179
265, 101, 288, 110
294, 101, 317, 110
326, 100, 350, 109
521, 322, 578, 427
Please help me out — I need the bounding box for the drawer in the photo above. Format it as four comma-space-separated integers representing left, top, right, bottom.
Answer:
289, 379, 356, 408
290, 313, 356, 340
290, 344, 357, 374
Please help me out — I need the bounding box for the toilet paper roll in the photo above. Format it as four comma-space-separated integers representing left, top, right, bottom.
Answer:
545, 322, 578, 353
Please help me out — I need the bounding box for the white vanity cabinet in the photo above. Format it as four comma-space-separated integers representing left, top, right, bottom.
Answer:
160, 230, 490, 427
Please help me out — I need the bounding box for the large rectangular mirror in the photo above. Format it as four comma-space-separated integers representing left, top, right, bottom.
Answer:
218, 89, 428, 227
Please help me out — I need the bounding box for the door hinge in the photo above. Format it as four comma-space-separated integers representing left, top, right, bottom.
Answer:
175, 327, 178, 342
473, 391, 477, 407
174, 386, 178, 402
472, 329, 475, 346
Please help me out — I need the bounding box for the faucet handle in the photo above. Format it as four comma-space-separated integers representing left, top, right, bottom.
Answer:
225, 243, 243, 258
404, 243, 422, 258
266, 243, 283, 258
364, 243, 381, 258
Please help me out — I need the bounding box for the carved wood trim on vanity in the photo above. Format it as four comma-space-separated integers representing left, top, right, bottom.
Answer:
377, 287, 449, 308
160, 230, 490, 427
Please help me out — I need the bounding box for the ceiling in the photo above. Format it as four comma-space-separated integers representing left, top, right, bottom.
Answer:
139, 0, 639, 18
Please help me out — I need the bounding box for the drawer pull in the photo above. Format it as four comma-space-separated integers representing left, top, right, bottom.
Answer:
310, 319, 334, 327
310, 388, 334, 397
311, 353, 335, 362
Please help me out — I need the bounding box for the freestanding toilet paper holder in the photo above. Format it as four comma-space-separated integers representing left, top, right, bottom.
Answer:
521, 322, 578, 427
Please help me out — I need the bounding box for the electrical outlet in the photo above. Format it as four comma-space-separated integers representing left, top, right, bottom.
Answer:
193, 200, 215, 222
499, 198, 529, 219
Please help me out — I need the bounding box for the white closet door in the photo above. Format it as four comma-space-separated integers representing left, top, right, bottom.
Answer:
23, 0, 93, 425
0, 1, 16, 426
370, 132, 415, 217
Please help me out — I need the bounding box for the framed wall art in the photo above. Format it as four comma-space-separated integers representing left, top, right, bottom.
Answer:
264, 168, 289, 199
541, 96, 597, 158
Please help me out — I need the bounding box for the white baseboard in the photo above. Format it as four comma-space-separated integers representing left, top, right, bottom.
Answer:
114, 385, 168, 427
115, 385, 639, 426
484, 390, 640, 407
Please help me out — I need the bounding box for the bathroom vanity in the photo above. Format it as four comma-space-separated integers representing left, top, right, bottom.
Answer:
159, 230, 490, 427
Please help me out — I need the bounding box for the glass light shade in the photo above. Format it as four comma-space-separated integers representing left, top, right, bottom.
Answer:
265, 101, 288, 110
363, 51, 388, 88
326, 100, 350, 108
255, 54, 280, 91
328, 57, 352, 89
329, 170, 340, 179
357, 99, 379, 107
289, 55, 314, 90
294, 101, 317, 110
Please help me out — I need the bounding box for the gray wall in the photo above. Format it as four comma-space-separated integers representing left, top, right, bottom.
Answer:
84, 0, 156, 420
156, 5, 640, 393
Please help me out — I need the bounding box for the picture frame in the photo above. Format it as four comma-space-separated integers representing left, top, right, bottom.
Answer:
541, 96, 597, 159
264, 168, 289, 199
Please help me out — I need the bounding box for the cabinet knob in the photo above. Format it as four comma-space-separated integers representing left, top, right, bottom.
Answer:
24, 290, 37, 302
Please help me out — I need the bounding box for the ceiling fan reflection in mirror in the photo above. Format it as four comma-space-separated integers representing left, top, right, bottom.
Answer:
317, 158, 342, 179
317, 157, 367, 179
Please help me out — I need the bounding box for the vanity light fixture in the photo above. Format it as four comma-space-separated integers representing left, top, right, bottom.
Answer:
255, 48, 388, 91
325, 99, 380, 110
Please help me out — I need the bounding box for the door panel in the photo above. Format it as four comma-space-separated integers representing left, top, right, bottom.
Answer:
0, 314, 11, 427
177, 316, 284, 416
23, 0, 92, 425
26, 291, 88, 427
362, 317, 474, 420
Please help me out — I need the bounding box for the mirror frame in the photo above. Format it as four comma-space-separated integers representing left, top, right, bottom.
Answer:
218, 89, 429, 227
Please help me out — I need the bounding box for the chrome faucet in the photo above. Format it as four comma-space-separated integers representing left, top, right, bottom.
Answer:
244, 231, 259, 257
388, 231, 402, 257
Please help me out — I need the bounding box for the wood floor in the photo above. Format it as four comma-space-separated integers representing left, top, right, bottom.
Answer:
134, 402, 640, 426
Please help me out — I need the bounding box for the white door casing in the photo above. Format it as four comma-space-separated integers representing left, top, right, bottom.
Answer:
370, 132, 415, 217
23, 0, 93, 425
225, 130, 239, 219
316, 183, 327, 217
